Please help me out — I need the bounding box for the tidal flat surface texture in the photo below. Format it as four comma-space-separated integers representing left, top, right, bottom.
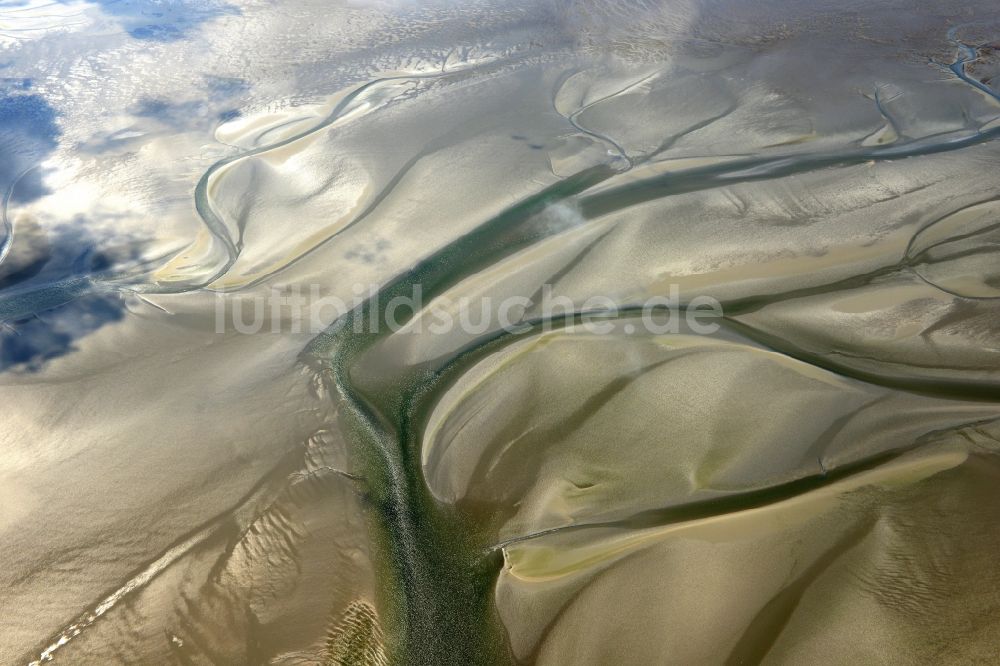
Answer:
2, 0, 1000, 664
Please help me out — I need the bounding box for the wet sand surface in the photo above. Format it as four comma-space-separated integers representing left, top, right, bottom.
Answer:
2, 1, 1000, 663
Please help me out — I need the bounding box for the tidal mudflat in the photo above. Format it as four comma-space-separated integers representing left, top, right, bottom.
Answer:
2, 1, 1000, 664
